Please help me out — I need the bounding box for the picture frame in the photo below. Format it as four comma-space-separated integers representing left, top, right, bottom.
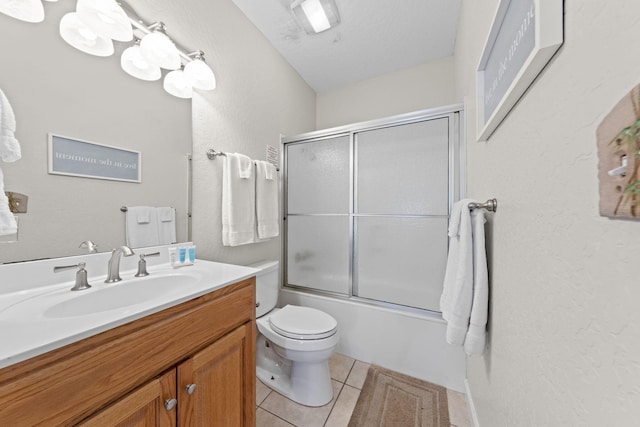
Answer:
476, 0, 563, 142
48, 134, 141, 183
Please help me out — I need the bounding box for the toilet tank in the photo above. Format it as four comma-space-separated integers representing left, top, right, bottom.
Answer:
248, 260, 279, 317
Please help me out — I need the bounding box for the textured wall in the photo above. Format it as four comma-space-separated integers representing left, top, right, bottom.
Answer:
455, 1, 640, 425
316, 57, 457, 129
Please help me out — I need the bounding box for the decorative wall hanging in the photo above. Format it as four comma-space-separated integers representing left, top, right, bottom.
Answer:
48, 134, 141, 183
476, 0, 564, 141
597, 84, 640, 219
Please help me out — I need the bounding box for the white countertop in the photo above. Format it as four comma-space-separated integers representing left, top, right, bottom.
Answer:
0, 245, 258, 369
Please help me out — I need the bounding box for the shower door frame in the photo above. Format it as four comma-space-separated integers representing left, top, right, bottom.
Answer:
281, 104, 465, 316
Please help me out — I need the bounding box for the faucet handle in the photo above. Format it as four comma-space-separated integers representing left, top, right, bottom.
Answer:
54, 262, 91, 291
134, 252, 160, 277
79, 240, 98, 253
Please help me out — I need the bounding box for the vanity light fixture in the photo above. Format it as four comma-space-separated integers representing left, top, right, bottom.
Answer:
290, 0, 340, 34
120, 39, 161, 81
75, 0, 132, 42
163, 67, 193, 99
184, 51, 216, 91
59, 12, 114, 57
139, 22, 181, 70
0, 0, 44, 23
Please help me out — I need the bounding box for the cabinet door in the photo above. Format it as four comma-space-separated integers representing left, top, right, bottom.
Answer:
78, 370, 177, 427
178, 323, 255, 427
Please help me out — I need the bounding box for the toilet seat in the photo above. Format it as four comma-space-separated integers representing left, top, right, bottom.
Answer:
269, 305, 337, 340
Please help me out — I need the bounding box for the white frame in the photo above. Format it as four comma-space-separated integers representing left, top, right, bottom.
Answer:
476, 0, 563, 142
48, 133, 141, 183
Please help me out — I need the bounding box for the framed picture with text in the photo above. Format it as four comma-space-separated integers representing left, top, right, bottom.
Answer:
48, 134, 141, 183
476, 0, 563, 142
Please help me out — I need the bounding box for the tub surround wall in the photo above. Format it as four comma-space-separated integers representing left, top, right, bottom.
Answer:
455, 1, 640, 425
316, 57, 457, 129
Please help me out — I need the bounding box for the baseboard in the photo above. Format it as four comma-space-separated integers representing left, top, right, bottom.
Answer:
464, 378, 480, 427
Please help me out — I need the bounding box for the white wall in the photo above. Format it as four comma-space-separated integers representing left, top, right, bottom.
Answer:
131, 0, 317, 266
0, 2, 191, 263
455, 1, 640, 425
316, 57, 456, 129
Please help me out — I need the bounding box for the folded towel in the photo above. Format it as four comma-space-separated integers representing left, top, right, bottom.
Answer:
236, 152, 253, 179
0, 88, 21, 163
0, 168, 16, 236
440, 199, 489, 355
464, 209, 488, 355
126, 206, 160, 248
222, 153, 256, 246
0, 88, 20, 236
156, 207, 176, 245
255, 160, 279, 239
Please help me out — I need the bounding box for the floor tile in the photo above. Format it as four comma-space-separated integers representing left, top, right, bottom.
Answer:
447, 389, 471, 427
324, 384, 360, 427
257, 378, 272, 406
329, 352, 355, 383
260, 380, 343, 427
345, 360, 370, 389
256, 408, 295, 426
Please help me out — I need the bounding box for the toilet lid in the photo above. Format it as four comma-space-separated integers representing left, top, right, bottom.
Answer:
269, 305, 338, 340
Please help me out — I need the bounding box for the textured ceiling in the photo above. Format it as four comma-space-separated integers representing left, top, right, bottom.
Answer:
230, 0, 462, 93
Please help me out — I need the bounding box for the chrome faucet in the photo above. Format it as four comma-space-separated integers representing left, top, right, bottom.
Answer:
105, 246, 135, 283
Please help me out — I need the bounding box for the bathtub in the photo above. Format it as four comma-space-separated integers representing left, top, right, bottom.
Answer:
279, 288, 466, 392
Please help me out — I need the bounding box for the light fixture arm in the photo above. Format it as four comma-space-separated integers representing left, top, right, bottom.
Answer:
117, 1, 198, 66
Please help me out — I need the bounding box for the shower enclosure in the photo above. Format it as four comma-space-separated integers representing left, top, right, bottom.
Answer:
282, 105, 463, 315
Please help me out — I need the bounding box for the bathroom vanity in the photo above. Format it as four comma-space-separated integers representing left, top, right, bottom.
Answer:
0, 249, 257, 426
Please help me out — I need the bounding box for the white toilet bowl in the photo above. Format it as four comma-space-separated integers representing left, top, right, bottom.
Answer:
251, 261, 339, 407
256, 305, 339, 407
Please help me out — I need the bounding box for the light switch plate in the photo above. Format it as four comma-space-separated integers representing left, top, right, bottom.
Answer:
596, 84, 640, 219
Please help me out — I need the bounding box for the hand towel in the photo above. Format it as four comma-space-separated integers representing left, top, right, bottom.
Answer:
0, 88, 20, 236
464, 209, 489, 355
0, 88, 21, 163
157, 206, 177, 245
237, 153, 253, 179
222, 153, 256, 246
126, 206, 160, 248
255, 160, 279, 239
0, 168, 16, 236
440, 199, 474, 345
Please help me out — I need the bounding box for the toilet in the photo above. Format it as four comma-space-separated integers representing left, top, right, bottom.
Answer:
251, 261, 339, 407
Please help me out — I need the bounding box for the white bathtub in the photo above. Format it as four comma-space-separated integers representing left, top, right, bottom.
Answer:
279, 288, 466, 392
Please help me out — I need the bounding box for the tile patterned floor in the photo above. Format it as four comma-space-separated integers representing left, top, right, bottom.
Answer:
256, 353, 472, 427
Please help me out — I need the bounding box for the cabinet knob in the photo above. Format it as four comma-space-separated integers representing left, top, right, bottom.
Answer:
186, 383, 197, 395
164, 398, 178, 411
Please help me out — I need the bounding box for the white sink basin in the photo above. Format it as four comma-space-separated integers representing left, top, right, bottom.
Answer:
0, 270, 204, 320
44, 272, 201, 318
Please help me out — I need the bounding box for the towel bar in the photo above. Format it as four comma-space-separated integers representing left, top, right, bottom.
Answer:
468, 198, 497, 212
206, 148, 280, 171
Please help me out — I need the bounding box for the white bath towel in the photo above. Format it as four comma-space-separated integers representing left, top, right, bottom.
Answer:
441, 199, 474, 345
440, 199, 489, 355
0, 88, 21, 163
0, 88, 20, 236
157, 206, 177, 245
126, 206, 160, 248
255, 160, 279, 239
222, 153, 256, 246
464, 209, 488, 355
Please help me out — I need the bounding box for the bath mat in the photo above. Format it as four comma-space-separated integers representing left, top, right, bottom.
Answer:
348, 365, 450, 427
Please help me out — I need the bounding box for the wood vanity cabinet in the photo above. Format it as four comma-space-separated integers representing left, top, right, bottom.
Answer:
0, 277, 256, 427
